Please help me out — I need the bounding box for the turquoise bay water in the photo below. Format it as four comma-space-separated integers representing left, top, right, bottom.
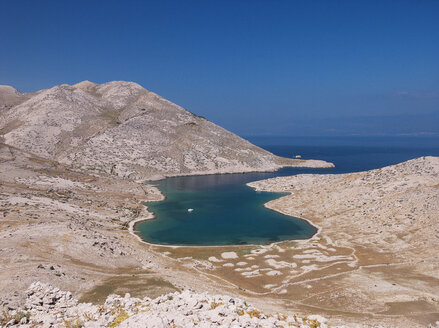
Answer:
136, 136, 439, 246
137, 176, 316, 246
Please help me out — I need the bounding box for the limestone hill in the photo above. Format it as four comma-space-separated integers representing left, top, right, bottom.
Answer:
0, 81, 333, 180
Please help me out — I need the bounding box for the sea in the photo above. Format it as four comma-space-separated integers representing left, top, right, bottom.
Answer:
136, 136, 439, 246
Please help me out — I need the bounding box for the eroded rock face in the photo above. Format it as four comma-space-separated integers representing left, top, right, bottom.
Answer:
0, 282, 332, 328
0, 81, 332, 180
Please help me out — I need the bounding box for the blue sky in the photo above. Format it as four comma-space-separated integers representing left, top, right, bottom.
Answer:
1, 0, 438, 136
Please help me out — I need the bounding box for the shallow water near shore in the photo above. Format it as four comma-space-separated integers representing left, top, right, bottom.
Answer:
137, 136, 439, 246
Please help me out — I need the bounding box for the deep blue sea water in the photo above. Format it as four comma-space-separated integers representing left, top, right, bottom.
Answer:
136, 136, 439, 246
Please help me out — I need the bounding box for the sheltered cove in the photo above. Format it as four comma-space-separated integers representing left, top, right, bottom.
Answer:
133, 174, 319, 247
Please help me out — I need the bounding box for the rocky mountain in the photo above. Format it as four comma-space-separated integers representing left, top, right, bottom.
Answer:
0, 81, 332, 180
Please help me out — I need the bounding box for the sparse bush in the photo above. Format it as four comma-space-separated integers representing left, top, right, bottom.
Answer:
64, 319, 84, 328
210, 301, 223, 309
109, 310, 129, 327
247, 309, 260, 318
236, 309, 245, 316
14, 311, 30, 323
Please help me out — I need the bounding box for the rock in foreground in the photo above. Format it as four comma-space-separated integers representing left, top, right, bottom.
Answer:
0, 282, 333, 328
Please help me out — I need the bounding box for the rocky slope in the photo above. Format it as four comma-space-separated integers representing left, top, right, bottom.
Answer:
0, 143, 175, 312
0, 81, 332, 180
1, 282, 332, 328
246, 156, 439, 327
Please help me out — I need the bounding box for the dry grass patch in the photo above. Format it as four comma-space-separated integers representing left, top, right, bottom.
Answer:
79, 276, 178, 304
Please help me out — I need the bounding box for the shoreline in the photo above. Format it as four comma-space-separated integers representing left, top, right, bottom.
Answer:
142, 158, 335, 182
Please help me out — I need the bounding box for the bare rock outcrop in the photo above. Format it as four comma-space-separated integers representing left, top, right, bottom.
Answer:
0, 81, 332, 180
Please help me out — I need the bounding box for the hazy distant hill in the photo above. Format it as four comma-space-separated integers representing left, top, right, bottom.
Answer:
0, 85, 30, 110
0, 81, 332, 180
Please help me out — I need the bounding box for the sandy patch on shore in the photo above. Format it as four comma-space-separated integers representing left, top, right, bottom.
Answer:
221, 252, 238, 259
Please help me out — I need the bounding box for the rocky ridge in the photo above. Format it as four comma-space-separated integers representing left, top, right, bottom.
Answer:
0, 81, 332, 180
0, 282, 334, 328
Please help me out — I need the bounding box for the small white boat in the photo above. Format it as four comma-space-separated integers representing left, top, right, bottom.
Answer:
295, 155, 302, 158
187, 208, 194, 212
